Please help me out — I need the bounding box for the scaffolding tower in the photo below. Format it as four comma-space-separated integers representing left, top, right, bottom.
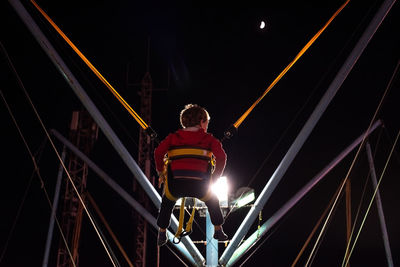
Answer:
133, 71, 155, 267
56, 110, 98, 267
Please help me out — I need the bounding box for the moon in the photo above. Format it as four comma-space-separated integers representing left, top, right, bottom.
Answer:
260, 20, 266, 29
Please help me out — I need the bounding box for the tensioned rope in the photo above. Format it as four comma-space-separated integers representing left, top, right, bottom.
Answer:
342, 130, 399, 267
224, 0, 350, 139
0, 89, 76, 267
291, 184, 343, 266
30, 0, 157, 140
305, 56, 400, 267
383, 126, 400, 166
86, 202, 122, 266
223, 0, 359, 226
1, 43, 118, 267
340, 58, 400, 267
238, 223, 281, 267
179, 0, 351, 243
0, 169, 34, 264
339, 139, 380, 266
28, 1, 211, 250
86, 192, 134, 267
30, 0, 346, 253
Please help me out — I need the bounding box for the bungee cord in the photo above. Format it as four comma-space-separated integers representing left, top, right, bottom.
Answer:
1, 43, 118, 267
31, 0, 347, 142
174, 0, 351, 245
222, 0, 365, 228
23, 1, 396, 263
30, 0, 157, 140
29, 0, 349, 241
25, 1, 212, 250
224, 0, 350, 139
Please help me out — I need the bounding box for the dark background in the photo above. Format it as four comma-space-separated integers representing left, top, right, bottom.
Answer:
1, 1, 399, 266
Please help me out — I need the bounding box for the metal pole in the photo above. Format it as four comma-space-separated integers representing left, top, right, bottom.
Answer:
220, 0, 396, 264
51, 130, 157, 227
206, 211, 218, 267
50, 129, 197, 266
7, 0, 204, 264
366, 142, 394, 267
226, 121, 381, 266
42, 147, 66, 267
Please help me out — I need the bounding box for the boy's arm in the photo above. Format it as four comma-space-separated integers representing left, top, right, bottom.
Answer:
154, 134, 172, 188
211, 139, 227, 178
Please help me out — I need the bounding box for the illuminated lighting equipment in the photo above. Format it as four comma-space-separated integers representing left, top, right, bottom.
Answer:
174, 176, 229, 208
235, 191, 255, 208
231, 187, 255, 210
211, 176, 229, 206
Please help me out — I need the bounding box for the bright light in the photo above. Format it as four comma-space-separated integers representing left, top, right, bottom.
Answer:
260, 20, 266, 29
236, 191, 255, 208
211, 176, 229, 206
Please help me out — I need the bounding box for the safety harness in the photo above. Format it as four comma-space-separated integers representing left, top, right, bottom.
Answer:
161, 147, 216, 243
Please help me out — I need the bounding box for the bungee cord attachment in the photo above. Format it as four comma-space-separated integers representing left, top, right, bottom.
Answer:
30, 0, 158, 141
224, 0, 350, 140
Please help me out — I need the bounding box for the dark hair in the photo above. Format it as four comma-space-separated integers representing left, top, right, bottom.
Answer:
180, 104, 210, 128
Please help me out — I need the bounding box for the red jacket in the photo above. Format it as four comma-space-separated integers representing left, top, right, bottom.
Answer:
154, 128, 226, 178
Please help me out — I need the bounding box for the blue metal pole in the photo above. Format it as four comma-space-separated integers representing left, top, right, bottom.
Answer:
7, 1, 204, 264
220, 0, 396, 264
206, 211, 218, 267
226, 121, 381, 266
42, 147, 66, 267
366, 142, 394, 267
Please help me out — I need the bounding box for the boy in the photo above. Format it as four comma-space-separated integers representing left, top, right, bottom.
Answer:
155, 104, 228, 246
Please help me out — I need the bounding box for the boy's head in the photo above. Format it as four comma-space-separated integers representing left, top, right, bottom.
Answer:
180, 104, 210, 128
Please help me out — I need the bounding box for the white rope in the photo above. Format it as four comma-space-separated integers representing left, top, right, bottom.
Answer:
342, 130, 399, 267
1, 42, 117, 267
305, 55, 399, 267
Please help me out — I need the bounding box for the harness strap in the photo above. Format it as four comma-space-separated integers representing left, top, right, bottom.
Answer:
168, 147, 215, 163
168, 147, 216, 175
163, 147, 215, 243
173, 198, 197, 244
185, 199, 196, 233
163, 147, 216, 202
174, 198, 186, 239
163, 159, 178, 201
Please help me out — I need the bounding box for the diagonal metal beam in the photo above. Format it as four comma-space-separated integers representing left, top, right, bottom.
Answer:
7, 0, 204, 265
226, 120, 382, 266
220, 0, 396, 264
42, 147, 66, 267
51, 129, 197, 265
366, 142, 394, 267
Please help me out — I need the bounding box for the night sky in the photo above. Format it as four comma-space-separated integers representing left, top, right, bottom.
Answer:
1, 1, 400, 267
